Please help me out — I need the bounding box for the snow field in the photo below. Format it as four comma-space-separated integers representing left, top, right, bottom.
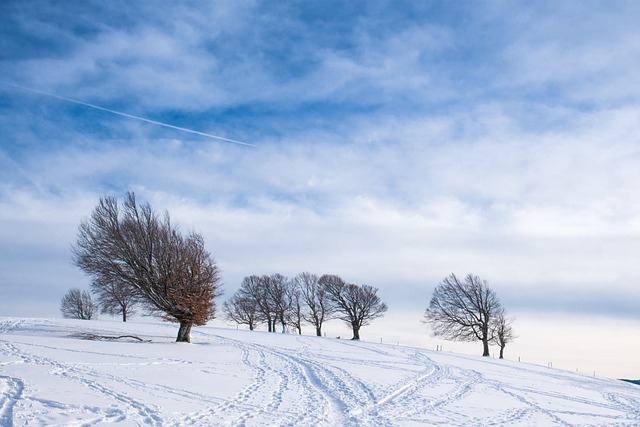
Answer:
1, 317, 639, 426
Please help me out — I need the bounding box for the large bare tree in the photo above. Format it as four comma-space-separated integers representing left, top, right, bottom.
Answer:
296, 272, 334, 337
423, 273, 501, 357
320, 275, 388, 340
72, 192, 222, 342
60, 288, 98, 320
91, 280, 139, 322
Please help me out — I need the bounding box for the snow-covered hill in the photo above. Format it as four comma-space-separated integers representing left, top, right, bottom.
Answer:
1, 317, 639, 426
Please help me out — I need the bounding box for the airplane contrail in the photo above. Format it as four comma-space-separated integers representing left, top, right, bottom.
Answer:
0, 81, 254, 147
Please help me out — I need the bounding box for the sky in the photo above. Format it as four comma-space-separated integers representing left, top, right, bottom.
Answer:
1, 1, 639, 378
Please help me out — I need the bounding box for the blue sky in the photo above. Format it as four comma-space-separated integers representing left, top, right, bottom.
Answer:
2, 1, 640, 377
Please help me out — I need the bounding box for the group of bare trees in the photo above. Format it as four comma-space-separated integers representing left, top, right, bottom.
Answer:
64, 194, 515, 356
61, 280, 141, 322
423, 273, 515, 358
62, 192, 222, 343
223, 273, 388, 340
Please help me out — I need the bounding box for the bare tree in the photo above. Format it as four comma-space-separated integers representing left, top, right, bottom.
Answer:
72, 192, 222, 343
266, 274, 292, 333
287, 280, 304, 335
223, 294, 260, 331
237, 275, 276, 332
491, 308, 516, 359
91, 280, 139, 322
297, 272, 334, 337
60, 288, 98, 320
321, 275, 388, 340
423, 273, 501, 357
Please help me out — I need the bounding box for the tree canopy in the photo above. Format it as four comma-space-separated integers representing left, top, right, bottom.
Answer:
60, 288, 98, 320
423, 273, 505, 357
72, 192, 222, 342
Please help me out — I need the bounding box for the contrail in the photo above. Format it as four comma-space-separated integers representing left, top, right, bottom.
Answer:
0, 81, 254, 147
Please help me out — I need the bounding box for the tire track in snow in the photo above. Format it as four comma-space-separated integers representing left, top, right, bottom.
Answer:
1, 340, 163, 426
321, 346, 481, 425
7, 337, 226, 423
173, 335, 293, 426
187, 333, 378, 426
0, 320, 23, 335
482, 376, 640, 426
602, 391, 640, 422
286, 354, 349, 425
265, 340, 405, 426
279, 350, 373, 426
267, 346, 344, 425
223, 337, 340, 426
395, 346, 640, 426
490, 383, 575, 427
0, 375, 23, 427
375, 365, 441, 407
380, 358, 482, 423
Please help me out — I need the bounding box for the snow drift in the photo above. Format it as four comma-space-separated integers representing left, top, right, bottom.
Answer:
1, 317, 639, 426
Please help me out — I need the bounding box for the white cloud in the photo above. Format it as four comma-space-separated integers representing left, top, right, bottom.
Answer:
498, 2, 640, 104
2, 1, 640, 383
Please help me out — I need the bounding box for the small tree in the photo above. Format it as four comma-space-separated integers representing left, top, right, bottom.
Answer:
297, 272, 334, 337
266, 274, 292, 333
321, 275, 388, 340
60, 288, 98, 320
223, 294, 260, 331
491, 308, 516, 359
423, 273, 501, 357
287, 280, 304, 335
72, 192, 222, 343
92, 280, 139, 322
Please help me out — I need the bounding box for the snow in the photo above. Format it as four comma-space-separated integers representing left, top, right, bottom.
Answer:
1, 317, 639, 426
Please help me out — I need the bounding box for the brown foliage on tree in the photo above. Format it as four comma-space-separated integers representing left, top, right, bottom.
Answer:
72, 192, 222, 343
60, 288, 98, 320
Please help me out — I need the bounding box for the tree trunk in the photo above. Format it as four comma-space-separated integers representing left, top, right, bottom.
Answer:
351, 325, 360, 340
482, 338, 490, 357
176, 322, 192, 343
316, 326, 322, 337
499, 345, 505, 359
122, 310, 127, 322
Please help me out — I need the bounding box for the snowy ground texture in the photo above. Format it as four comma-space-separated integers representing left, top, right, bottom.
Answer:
1, 318, 639, 426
